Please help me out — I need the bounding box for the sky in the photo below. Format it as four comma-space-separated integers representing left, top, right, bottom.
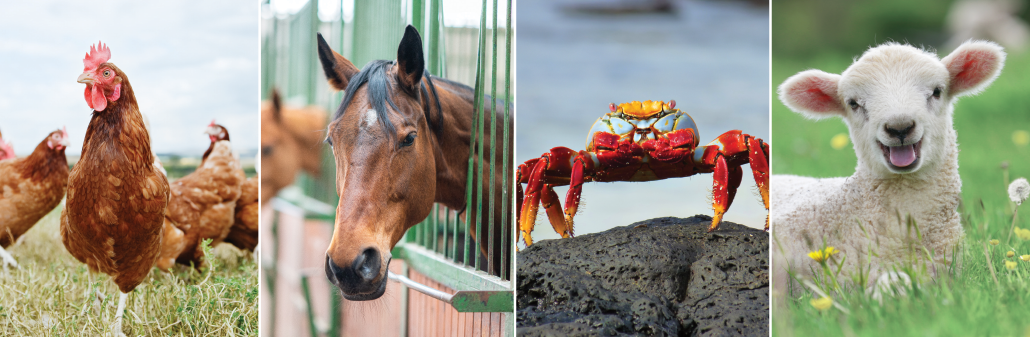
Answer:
0, 0, 258, 156
269, 0, 504, 27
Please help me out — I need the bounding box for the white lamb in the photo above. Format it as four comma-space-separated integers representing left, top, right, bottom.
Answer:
772, 40, 1006, 291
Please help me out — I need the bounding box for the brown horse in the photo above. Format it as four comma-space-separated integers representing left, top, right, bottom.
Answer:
317, 26, 510, 301
260, 89, 328, 204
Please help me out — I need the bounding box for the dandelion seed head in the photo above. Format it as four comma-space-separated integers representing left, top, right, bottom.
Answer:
1009, 178, 1030, 205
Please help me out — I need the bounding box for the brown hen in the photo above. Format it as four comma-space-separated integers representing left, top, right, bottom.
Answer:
157, 122, 245, 271
0, 128, 70, 268
61, 42, 169, 334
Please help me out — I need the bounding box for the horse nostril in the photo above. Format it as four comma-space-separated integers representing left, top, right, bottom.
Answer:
885, 122, 916, 141
353, 248, 381, 282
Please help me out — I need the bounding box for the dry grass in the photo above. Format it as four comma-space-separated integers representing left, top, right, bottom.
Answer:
0, 204, 258, 336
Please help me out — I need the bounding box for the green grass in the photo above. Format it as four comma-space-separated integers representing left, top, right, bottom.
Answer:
773, 50, 1030, 336
0, 205, 258, 336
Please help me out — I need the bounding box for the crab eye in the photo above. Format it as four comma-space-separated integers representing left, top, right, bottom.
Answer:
848, 99, 860, 111
400, 132, 417, 148
932, 87, 941, 98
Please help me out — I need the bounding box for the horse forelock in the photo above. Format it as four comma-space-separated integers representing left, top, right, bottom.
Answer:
331, 60, 451, 137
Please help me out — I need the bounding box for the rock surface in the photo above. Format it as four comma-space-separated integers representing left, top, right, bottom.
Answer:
516, 216, 768, 336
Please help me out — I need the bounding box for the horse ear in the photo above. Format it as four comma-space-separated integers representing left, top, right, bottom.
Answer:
270, 88, 283, 123
317, 32, 360, 91
396, 25, 425, 93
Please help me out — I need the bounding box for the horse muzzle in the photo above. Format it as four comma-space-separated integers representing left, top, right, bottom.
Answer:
325, 247, 390, 301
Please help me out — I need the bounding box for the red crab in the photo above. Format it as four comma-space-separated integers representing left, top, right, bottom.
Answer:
517, 100, 769, 246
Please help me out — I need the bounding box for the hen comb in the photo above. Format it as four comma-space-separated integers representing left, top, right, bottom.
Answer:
83, 41, 111, 71
209, 119, 217, 127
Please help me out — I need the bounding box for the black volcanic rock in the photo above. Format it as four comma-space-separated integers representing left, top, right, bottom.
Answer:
516, 216, 768, 337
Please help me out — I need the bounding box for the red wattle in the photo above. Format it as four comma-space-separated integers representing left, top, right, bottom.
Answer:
84, 86, 94, 109
91, 84, 107, 111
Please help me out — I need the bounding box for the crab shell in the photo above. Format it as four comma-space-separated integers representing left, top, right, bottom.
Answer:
585, 100, 699, 151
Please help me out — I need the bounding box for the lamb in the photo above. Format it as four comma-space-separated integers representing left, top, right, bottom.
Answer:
771, 40, 1006, 290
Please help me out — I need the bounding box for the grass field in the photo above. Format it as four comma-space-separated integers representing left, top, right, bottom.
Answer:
0, 205, 258, 336
772, 49, 1030, 336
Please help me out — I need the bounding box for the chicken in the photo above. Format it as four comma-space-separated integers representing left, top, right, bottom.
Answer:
61, 42, 170, 335
0, 128, 15, 161
0, 128, 70, 268
157, 121, 245, 271
224, 176, 258, 251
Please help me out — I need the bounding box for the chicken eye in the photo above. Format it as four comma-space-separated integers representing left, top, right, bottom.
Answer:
399, 132, 416, 148
103, 70, 111, 77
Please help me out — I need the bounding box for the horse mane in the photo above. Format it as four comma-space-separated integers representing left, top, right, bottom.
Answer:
333, 59, 466, 135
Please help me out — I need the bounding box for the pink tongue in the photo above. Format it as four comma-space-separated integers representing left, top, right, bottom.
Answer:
889, 145, 916, 167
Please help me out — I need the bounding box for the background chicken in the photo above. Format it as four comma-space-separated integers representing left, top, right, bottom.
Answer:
225, 176, 258, 252
61, 42, 169, 334
157, 121, 245, 271
0, 128, 69, 268
0, 128, 15, 161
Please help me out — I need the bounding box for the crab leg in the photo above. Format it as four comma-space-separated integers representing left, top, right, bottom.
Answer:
562, 155, 588, 236
518, 157, 549, 247
541, 184, 573, 238
747, 137, 770, 230
710, 155, 743, 232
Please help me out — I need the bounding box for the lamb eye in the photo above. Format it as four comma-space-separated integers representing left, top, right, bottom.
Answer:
400, 132, 417, 148
932, 87, 941, 98
848, 99, 860, 110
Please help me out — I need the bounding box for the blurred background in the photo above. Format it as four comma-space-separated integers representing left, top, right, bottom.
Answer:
772, 0, 1030, 222
0, 0, 258, 178
516, 0, 770, 244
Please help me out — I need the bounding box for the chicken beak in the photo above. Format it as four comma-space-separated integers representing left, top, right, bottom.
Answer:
77, 72, 94, 84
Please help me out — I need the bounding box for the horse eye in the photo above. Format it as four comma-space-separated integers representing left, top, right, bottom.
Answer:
932, 87, 941, 98
848, 99, 859, 111
400, 132, 417, 148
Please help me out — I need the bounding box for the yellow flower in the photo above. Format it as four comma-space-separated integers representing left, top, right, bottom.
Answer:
810, 296, 833, 310
1006, 260, 1018, 270
1020, 255, 1030, 261
830, 133, 849, 150
1013, 130, 1030, 146
808, 247, 840, 263
991, 239, 1000, 246
1015, 227, 1030, 241
1009, 251, 1016, 258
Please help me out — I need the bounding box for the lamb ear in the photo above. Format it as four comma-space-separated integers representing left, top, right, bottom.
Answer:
778, 69, 845, 119
942, 40, 1005, 97
316, 32, 360, 91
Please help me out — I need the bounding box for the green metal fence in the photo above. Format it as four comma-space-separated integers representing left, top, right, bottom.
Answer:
261, 0, 514, 335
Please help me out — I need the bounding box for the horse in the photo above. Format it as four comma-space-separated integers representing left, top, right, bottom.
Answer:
260, 88, 328, 204
317, 25, 511, 301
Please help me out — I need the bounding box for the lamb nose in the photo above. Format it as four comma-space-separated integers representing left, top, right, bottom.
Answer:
885, 122, 916, 141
